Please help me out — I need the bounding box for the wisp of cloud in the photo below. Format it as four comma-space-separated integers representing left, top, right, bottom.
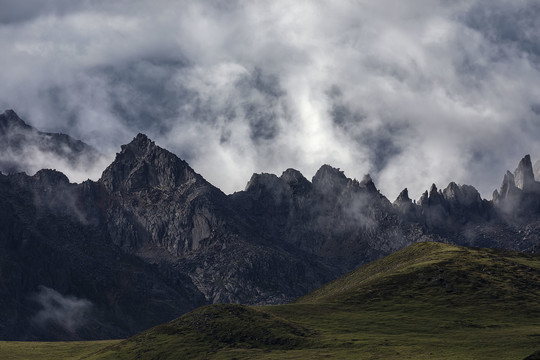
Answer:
32, 285, 92, 333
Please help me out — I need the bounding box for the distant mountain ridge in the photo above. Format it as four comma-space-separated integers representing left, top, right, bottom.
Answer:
0, 109, 539, 340
0, 110, 102, 177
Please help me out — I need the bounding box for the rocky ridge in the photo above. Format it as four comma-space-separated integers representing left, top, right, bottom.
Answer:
0, 109, 539, 340
0, 110, 102, 175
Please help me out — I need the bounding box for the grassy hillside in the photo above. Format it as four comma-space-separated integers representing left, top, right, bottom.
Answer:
3, 242, 540, 359
0, 340, 119, 360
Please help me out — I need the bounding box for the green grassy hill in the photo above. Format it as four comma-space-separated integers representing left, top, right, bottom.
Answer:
3, 242, 540, 359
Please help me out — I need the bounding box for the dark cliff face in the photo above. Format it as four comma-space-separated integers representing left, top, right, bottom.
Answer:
98, 133, 227, 256
231, 165, 426, 272
493, 155, 540, 220
0, 170, 206, 341
97, 134, 335, 306
1, 110, 540, 341
100, 134, 203, 194
233, 157, 540, 261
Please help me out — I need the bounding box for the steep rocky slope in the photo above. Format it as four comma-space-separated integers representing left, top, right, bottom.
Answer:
0, 170, 206, 340
98, 134, 334, 305
230, 167, 428, 272
0, 109, 539, 341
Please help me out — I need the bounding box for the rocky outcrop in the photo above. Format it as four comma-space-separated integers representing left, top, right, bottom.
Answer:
0, 109, 32, 133
1, 110, 540, 341
493, 155, 540, 218
281, 168, 312, 195
443, 182, 482, 209
232, 166, 426, 273
514, 155, 535, 191
100, 134, 202, 194
99, 135, 334, 305
99, 133, 230, 255
394, 188, 415, 216
0, 169, 206, 341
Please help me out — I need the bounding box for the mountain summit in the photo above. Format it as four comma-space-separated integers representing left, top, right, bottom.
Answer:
100, 133, 203, 193
514, 154, 536, 191
0, 109, 32, 133
0, 110, 539, 341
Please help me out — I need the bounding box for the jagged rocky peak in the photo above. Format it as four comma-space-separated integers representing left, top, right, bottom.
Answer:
359, 174, 378, 193
495, 170, 519, 203
312, 165, 348, 193
418, 182, 482, 209
418, 184, 444, 207
418, 190, 429, 206
7, 168, 71, 190
0, 109, 31, 133
280, 168, 312, 194
442, 182, 482, 207
514, 154, 536, 191
428, 184, 445, 205
394, 187, 415, 214
100, 133, 201, 193
33, 169, 70, 185
394, 188, 412, 205
245, 172, 282, 192
492, 189, 500, 203
122, 133, 154, 156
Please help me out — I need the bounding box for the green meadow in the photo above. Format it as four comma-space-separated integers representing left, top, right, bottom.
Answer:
2, 242, 539, 359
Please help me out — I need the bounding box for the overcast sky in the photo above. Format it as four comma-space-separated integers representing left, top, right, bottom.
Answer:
1, 0, 540, 200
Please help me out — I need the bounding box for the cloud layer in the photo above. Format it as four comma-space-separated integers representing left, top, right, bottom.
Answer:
2, 0, 540, 200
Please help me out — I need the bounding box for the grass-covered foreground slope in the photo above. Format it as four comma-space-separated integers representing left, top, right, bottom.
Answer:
83, 242, 540, 360
3, 242, 540, 359
0, 340, 119, 360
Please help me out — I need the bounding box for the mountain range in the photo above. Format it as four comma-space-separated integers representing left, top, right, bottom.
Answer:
0, 109, 539, 341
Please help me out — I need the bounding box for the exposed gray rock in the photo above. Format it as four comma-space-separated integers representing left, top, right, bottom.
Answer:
514, 154, 536, 191
99, 135, 333, 306
493, 156, 540, 218
419, 190, 429, 207
1, 112, 540, 342
359, 174, 378, 193
394, 188, 416, 218
232, 164, 425, 273
101, 133, 201, 194
443, 182, 482, 209
280, 168, 312, 195
428, 184, 445, 206
312, 165, 349, 194
500, 171, 519, 199
0, 169, 206, 341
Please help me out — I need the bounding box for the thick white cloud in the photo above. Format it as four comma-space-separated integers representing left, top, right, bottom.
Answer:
1, 0, 540, 199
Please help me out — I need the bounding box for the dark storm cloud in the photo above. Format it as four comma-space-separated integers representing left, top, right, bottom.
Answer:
0, 0, 80, 24
463, 1, 540, 61
327, 86, 405, 173
1, 0, 540, 199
